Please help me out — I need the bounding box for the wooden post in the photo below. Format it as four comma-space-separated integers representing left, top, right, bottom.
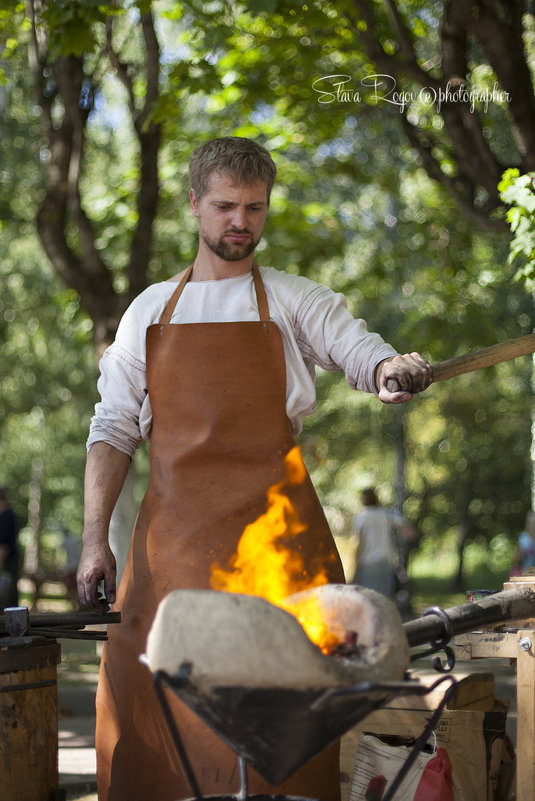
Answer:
516, 629, 535, 799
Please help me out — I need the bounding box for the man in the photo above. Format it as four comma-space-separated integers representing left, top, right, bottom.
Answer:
77, 137, 431, 801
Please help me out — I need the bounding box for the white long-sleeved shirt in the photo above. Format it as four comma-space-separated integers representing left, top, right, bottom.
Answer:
353, 506, 404, 565
87, 266, 397, 457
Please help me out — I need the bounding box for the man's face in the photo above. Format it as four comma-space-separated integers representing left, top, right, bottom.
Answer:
190, 172, 269, 262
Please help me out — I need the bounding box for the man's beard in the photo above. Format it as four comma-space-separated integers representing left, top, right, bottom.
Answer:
200, 228, 259, 261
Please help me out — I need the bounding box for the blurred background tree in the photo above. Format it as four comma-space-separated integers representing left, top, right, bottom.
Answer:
1, 0, 534, 599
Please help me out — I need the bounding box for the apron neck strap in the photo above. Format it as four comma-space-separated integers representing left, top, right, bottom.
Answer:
252, 263, 269, 322
160, 265, 194, 324
159, 263, 270, 324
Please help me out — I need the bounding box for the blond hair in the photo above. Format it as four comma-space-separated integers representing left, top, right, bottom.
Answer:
189, 137, 277, 203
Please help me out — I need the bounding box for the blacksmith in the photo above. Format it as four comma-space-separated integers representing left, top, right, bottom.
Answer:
77, 137, 432, 801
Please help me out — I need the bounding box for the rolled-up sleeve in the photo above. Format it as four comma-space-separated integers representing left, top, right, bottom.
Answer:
85, 284, 169, 456
294, 285, 397, 394
87, 344, 147, 458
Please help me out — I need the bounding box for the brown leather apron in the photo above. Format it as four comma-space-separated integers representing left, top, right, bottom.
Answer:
95, 265, 345, 801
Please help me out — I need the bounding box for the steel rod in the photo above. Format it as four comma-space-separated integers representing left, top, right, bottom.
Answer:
0, 610, 121, 629
403, 586, 535, 648
0, 610, 121, 638
24, 627, 109, 640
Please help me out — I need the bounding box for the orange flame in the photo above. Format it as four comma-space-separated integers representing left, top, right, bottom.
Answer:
210, 446, 338, 652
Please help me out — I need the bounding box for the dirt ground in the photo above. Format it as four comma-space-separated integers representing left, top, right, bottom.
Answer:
58, 639, 100, 801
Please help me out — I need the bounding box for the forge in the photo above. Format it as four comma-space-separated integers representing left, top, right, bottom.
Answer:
3, 581, 535, 800
145, 584, 425, 787
143, 580, 535, 799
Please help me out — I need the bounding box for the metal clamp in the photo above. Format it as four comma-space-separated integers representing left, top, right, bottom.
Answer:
421, 606, 453, 646
412, 606, 456, 673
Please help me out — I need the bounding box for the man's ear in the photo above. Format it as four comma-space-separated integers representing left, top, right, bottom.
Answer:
190, 189, 199, 217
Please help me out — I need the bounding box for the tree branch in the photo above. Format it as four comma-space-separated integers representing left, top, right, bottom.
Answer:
350, 0, 442, 89
400, 115, 507, 232
106, 18, 136, 116
384, 0, 421, 66
28, 4, 166, 348
138, 10, 160, 130
31, 31, 121, 347
448, 0, 535, 170
347, 0, 531, 228
441, 0, 468, 80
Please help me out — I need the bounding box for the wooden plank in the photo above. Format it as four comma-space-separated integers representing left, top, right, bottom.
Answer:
516, 630, 535, 801
392, 671, 495, 711
453, 640, 473, 661
454, 631, 519, 659
504, 575, 535, 591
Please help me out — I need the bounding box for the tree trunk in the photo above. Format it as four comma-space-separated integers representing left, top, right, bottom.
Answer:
29, 9, 162, 353
393, 407, 413, 617
393, 406, 406, 515
24, 458, 43, 576
455, 494, 471, 590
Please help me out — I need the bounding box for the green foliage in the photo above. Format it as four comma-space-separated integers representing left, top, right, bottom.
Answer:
409, 532, 516, 613
43, 3, 102, 57
0, 230, 98, 535
499, 168, 535, 289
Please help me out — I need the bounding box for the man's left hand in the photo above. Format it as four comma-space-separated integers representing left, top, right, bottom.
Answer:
375, 353, 432, 404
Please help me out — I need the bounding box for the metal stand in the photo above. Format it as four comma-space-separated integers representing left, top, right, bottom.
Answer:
153, 667, 203, 799
151, 667, 458, 801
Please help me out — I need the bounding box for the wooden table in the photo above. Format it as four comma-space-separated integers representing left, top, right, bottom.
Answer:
453, 576, 535, 801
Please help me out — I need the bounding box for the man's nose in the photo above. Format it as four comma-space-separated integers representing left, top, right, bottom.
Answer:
229, 207, 248, 229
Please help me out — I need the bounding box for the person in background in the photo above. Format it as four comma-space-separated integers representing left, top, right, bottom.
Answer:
512, 510, 535, 575
0, 487, 20, 608
351, 487, 416, 601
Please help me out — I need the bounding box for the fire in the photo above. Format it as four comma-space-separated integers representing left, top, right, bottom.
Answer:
210, 446, 339, 653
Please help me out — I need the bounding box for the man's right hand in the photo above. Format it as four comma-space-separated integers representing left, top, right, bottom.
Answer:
76, 538, 117, 612
78, 441, 131, 612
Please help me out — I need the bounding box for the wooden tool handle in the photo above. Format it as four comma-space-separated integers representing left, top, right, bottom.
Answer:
385, 332, 535, 393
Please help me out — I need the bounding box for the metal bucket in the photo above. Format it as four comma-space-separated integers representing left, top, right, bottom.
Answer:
0, 636, 61, 801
